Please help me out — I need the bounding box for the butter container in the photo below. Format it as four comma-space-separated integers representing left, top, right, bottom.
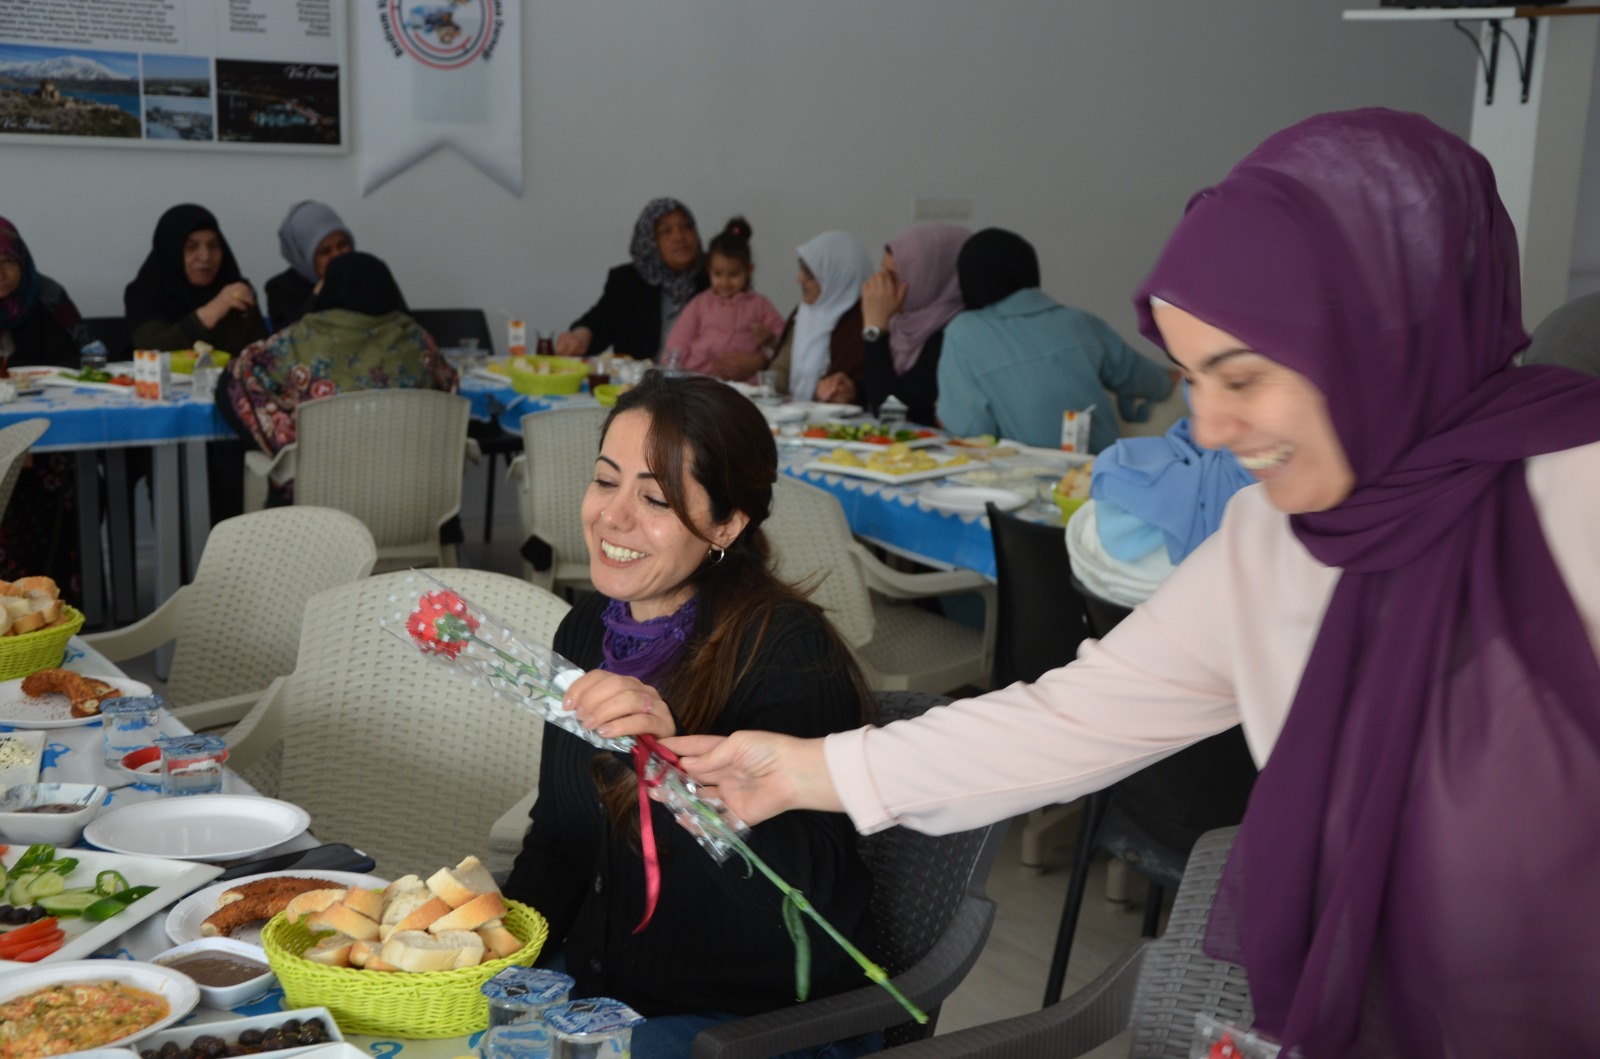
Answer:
546, 999, 644, 1059
481, 966, 575, 1027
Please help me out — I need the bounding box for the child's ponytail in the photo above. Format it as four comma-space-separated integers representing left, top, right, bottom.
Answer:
707, 216, 755, 269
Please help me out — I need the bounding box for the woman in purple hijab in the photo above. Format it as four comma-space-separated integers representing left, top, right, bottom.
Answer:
665, 109, 1600, 1058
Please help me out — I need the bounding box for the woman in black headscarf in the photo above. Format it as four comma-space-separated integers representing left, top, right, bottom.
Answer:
123, 203, 267, 355
217, 252, 455, 503
554, 197, 708, 361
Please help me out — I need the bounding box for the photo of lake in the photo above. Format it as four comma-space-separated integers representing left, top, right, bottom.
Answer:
0, 43, 140, 138
142, 54, 213, 140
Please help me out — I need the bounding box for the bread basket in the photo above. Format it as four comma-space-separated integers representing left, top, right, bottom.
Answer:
261, 900, 549, 1038
0, 605, 85, 681
507, 355, 587, 396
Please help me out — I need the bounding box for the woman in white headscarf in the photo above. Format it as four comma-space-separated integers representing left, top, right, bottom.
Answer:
767, 231, 874, 402
264, 200, 354, 330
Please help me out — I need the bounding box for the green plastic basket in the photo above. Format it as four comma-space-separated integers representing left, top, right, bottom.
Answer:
0, 605, 85, 681
261, 899, 548, 1038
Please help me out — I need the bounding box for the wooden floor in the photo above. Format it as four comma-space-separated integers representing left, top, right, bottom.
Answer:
119, 462, 1153, 1054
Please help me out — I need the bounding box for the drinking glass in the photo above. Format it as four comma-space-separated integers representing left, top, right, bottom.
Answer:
102, 695, 164, 768
157, 733, 228, 796
661, 347, 685, 374
755, 370, 779, 401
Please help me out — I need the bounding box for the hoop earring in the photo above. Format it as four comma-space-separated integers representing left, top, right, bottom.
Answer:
708, 546, 726, 565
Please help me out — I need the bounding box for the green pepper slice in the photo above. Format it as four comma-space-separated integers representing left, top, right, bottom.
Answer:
94, 870, 130, 896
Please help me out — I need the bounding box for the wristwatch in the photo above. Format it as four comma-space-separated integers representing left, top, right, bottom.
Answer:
862, 326, 884, 342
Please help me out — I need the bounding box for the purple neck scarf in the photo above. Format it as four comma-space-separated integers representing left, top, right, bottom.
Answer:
1136, 109, 1600, 1057
600, 595, 698, 687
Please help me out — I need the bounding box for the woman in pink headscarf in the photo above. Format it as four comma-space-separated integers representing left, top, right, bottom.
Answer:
667, 109, 1600, 1058
818, 223, 968, 425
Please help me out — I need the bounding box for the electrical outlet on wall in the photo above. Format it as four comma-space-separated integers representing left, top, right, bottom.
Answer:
912, 198, 974, 221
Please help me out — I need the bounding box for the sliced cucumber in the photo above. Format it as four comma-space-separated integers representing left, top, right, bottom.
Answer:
25, 872, 64, 900
0, 863, 8, 892
36, 890, 101, 916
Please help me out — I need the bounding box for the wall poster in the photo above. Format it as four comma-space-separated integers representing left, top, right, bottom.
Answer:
0, 0, 347, 151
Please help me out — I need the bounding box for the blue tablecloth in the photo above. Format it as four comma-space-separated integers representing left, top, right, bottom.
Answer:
0, 386, 230, 450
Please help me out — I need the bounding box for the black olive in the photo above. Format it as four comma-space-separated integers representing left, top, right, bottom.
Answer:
237, 1030, 262, 1046
304, 1024, 329, 1044
302, 1018, 326, 1033
279, 1019, 301, 1034
224, 1046, 249, 1058
27, 906, 46, 922
141, 1051, 161, 1059
203, 1038, 227, 1058
0, 904, 12, 919
160, 1042, 181, 1057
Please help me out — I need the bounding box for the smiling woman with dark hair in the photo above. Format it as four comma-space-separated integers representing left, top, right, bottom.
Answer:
504, 371, 877, 1058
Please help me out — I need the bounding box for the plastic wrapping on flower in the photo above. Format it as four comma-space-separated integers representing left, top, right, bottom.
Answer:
381, 572, 748, 863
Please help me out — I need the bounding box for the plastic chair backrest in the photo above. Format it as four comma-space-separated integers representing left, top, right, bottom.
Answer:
516, 406, 608, 574
293, 389, 470, 553
986, 503, 1092, 687
1071, 572, 1134, 640
767, 476, 875, 648
272, 568, 571, 875
165, 507, 376, 706
1128, 826, 1254, 1057
0, 419, 49, 519
862, 690, 1006, 1045
410, 308, 494, 354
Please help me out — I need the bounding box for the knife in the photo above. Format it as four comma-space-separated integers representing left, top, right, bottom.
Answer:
215, 842, 377, 881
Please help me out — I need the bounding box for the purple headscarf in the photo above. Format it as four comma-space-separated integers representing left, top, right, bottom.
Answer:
1136, 109, 1600, 1057
886, 223, 969, 375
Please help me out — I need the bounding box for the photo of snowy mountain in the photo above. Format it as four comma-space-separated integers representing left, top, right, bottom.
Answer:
0, 43, 140, 138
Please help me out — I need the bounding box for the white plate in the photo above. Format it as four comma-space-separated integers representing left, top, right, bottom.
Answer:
37, 373, 139, 395
0, 847, 221, 965
0, 675, 154, 729
85, 796, 311, 861
920, 486, 1029, 515
802, 402, 863, 418
0, 959, 200, 1047
166, 870, 392, 946
801, 459, 979, 486
0, 730, 45, 791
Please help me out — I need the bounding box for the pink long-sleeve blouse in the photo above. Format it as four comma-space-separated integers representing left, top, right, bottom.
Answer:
664, 288, 785, 379
826, 440, 1600, 835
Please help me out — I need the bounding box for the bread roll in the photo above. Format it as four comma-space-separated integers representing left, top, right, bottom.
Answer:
284, 888, 349, 922
348, 937, 382, 968
342, 888, 383, 921
305, 932, 355, 967
430, 890, 507, 934
426, 855, 500, 908
308, 902, 380, 942
477, 921, 523, 960
10, 610, 45, 635
382, 874, 427, 903
380, 929, 485, 973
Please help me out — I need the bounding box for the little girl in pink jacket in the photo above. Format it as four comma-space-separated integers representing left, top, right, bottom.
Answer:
664, 217, 785, 381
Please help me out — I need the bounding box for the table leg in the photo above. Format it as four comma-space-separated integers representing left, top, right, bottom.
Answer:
183, 440, 211, 580
153, 444, 182, 679
73, 452, 105, 627
104, 450, 137, 626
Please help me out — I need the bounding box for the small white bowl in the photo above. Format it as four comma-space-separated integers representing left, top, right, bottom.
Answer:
137, 1006, 342, 1057
0, 782, 108, 844
152, 935, 278, 1009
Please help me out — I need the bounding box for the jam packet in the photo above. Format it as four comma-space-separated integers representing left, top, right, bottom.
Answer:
1191, 1014, 1282, 1059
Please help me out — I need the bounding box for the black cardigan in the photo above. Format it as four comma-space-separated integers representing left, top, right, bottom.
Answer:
571, 264, 708, 361
861, 327, 944, 427
504, 591, 873, 1018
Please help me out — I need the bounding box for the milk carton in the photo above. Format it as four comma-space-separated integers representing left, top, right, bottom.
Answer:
1060, 408, 1093, 454
508, 319, 528, 358
134, 350, 172, 400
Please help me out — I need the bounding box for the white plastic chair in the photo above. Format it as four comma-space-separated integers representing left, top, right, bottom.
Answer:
766, 476, 995, 694
244, 389, 471, 572
507, 405, 607, 594
0, 418, 48, 518
181, 568, 571, 876
84, 507, 376, 708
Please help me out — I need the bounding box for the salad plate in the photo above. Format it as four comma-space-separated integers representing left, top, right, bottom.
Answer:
920, 486, 1029, 515
0, 845, 222, 965
802, 459, 978, 486
798, 423, 944, 451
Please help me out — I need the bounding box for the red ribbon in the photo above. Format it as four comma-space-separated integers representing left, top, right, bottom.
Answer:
631, 734, 680, 934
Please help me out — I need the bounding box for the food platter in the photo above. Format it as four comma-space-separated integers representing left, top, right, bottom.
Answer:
0, 959, 201, 1049
0, 675, 153, 729
797, 423, 944, 452
0, 730, 46, 791
0, 847, 222, 965
801, 459, 978, 486
166, 870, 391, 946
920, 486, 1030, 515
84, 796, 312, 862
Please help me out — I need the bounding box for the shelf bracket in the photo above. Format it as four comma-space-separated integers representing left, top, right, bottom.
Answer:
1454, 16, 1539, 105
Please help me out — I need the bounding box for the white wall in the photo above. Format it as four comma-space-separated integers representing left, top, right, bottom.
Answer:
4, 0, 1471, 354
1568, 33, 1600, 302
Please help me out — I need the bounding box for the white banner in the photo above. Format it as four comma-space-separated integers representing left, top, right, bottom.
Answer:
355, 0, 521, 196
